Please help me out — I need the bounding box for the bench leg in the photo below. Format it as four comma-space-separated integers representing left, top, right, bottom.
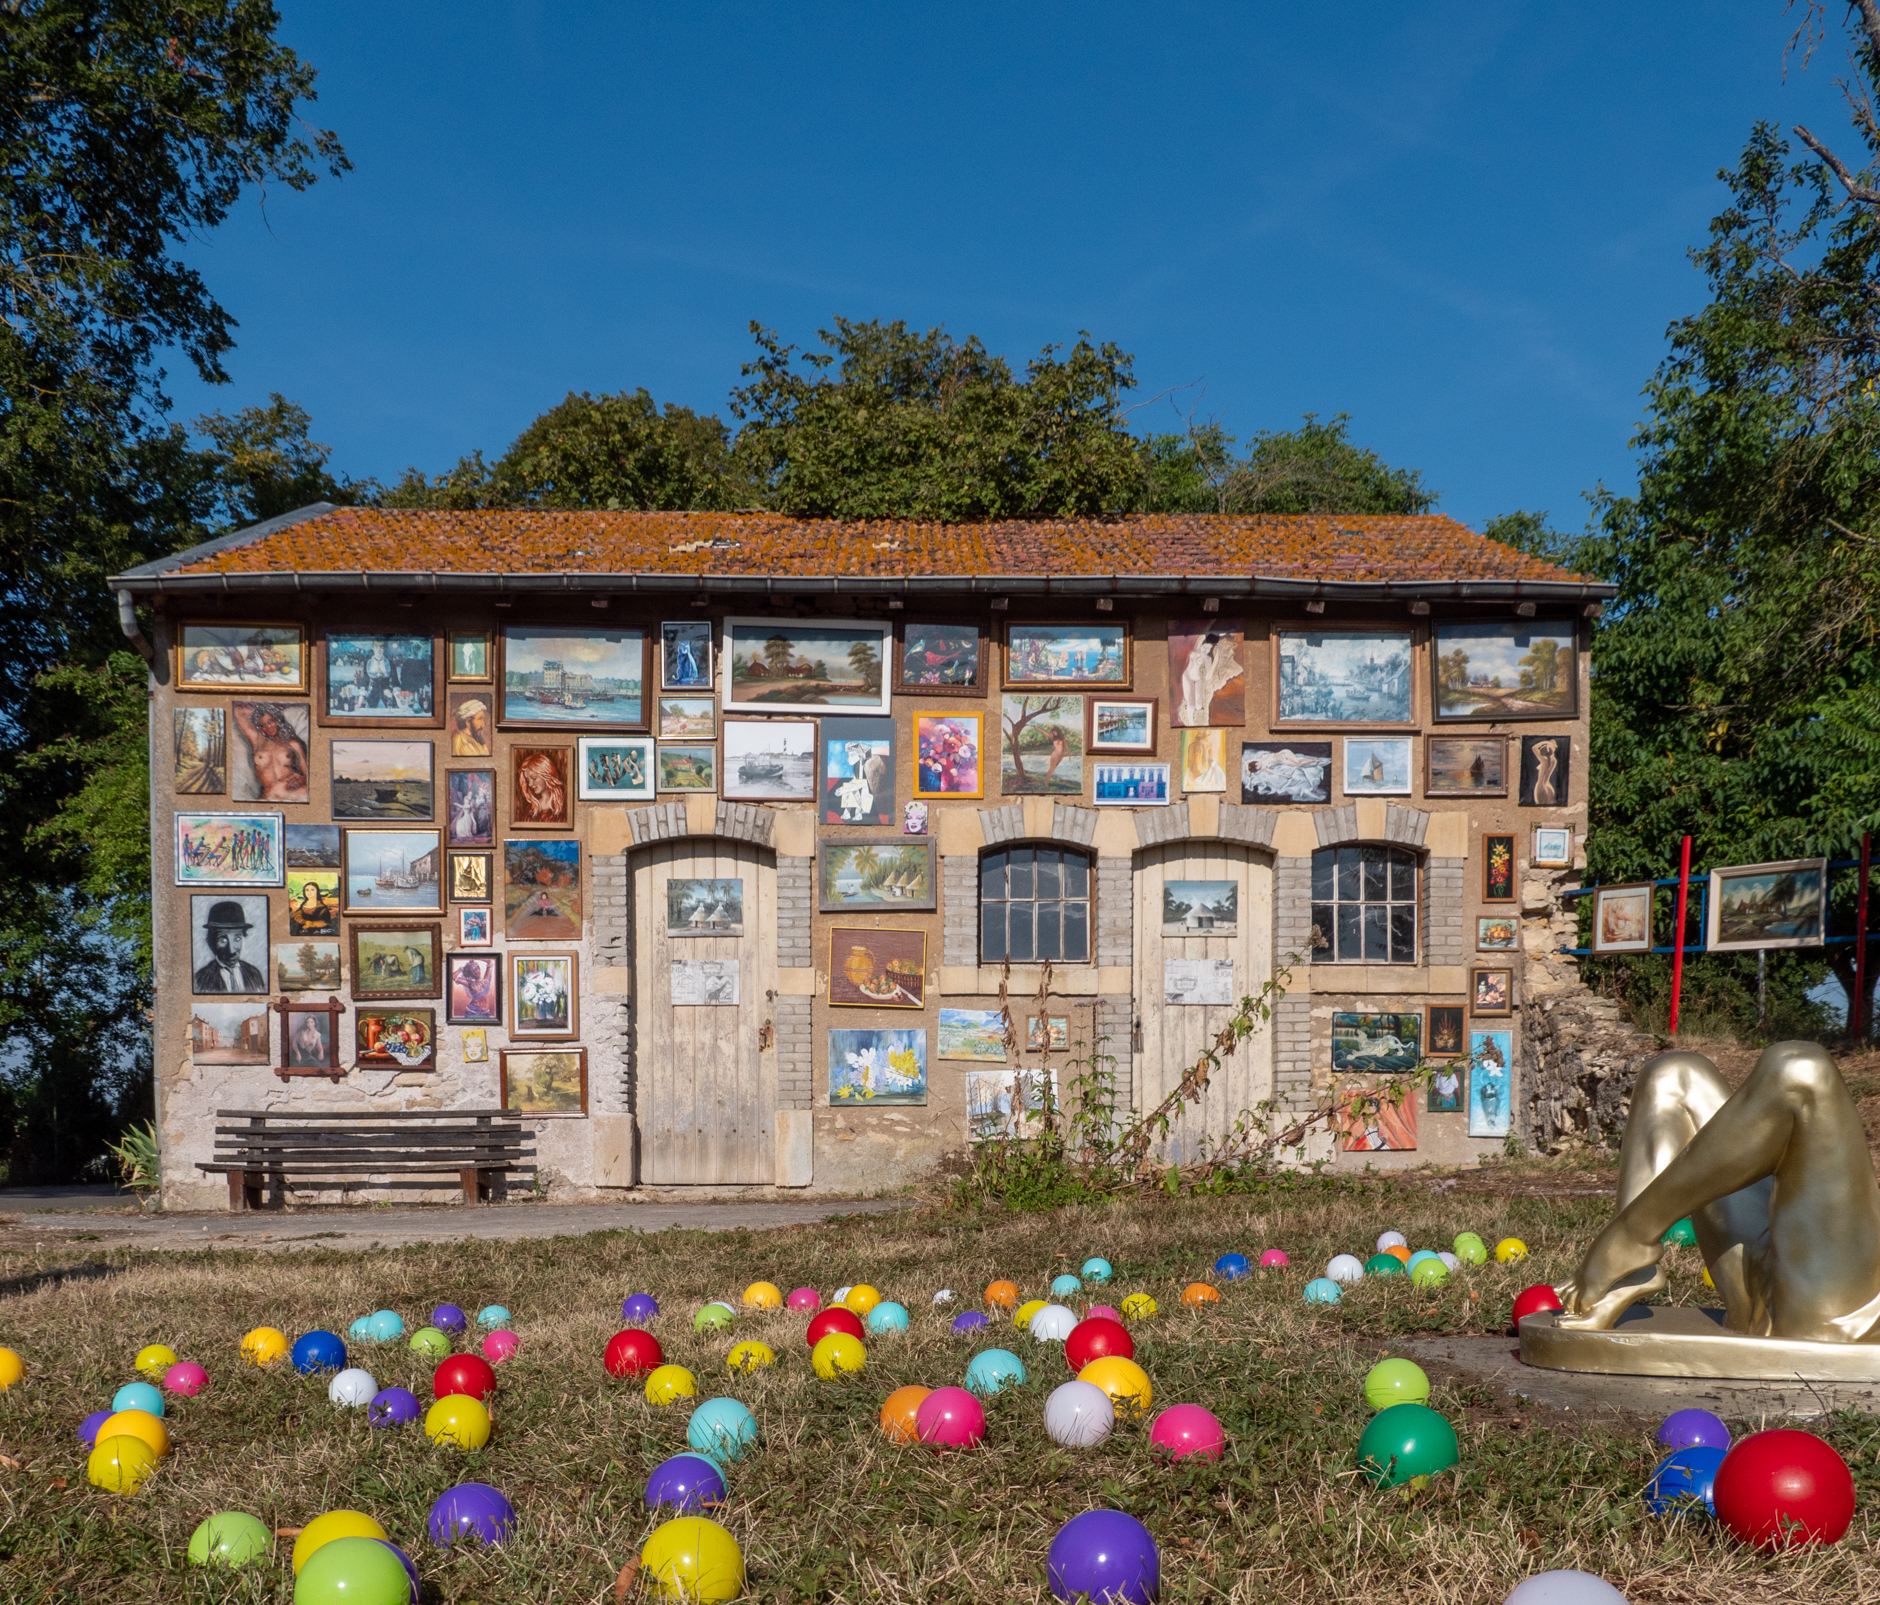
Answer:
460, 1166, 481, 1205
227, 1171, 244, 1211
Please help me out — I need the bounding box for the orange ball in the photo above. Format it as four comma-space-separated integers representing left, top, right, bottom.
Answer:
1386, 1245, 1411, 1264
984, 1280, 1019, 1310
1181, 1282, 1221, 1308
879, 1384, 932, 1443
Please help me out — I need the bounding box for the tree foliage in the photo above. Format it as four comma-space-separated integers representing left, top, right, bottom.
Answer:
1136, 412, 1436, 516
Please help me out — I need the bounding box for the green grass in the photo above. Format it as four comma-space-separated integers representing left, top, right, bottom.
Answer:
0, 1189, 1876, 1602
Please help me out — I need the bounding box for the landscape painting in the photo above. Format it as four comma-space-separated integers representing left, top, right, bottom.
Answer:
1167, 619, 1246, 725
331, 739, 433, 820
501, 1048, 587, 1115
667, 877, 744, 937
1088, 698, 1156, 754
190, 1001, 270, 1065
286, 823, 340, 869
576, 736, 655, 800
1001, 694, 1084, 795
177, 623, 306, 691
661, 620, 714, 690
1433, 620, 1577, 720
828, 1028, 927, 1105
1427, 736, 1507, 796
657, 744, 717, 791
1004, 623, 1128, 687
286, 870, 340, 936
965, 1066, 1057, 1139
1239, 742, 1332, 804
323, 633, 436, 720
721, 718, 816, 801
821, 718, 895, 826
819, 842, 936, 911
1162, 880, 1238, 937
1468, 1031, 1515, 1137
657, 696, 716, 739
937, 1008, 1008, 1063
1331, 1012, 1422, 1074
1707, 858, 1828, 952
341, 829, 441, 913
504, 839, 581, 939
499, 626, 647, 728
828, 927, 926, 1009
914, 713, 982, 798
1274, 630, 1413, 725
174, 812, 283, 887
446, 769, 495, 845
722, 618, 891, 713
277, 940, 342, 992
1335, 1085, 1417, 1152
348, 923, 443, 1001
896, 621, 985, 694
173, 707, 226, 794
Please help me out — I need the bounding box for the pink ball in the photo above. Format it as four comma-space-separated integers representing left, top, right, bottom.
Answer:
914, 1385, 987, 1449
162, 1361, 208, 1397
1150, 1403, 1225, 1462
786, 1287, 821, 1311
1086, 1305, 1122, 1323
1259, 1250, 1289, 1267
482, 1329, 519, 1364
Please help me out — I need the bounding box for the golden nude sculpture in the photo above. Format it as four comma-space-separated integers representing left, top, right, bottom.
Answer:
1519, 1041, 1880, 1380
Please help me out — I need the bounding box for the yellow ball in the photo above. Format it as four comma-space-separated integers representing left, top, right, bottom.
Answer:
810, 1331, 866, 1379
1495, 1238, 1528, 1265
1079, 1355, 1154, 1417
742, 1281, 783, 1311
0, 1347, 24, 1388
1702, 1266, 1715, 1289
842, 1284, 881, 1317
291, 1510, 387, 1575
1012, 1298, 1048, 1331
240, 1326, 289, 1367
645, 1364, 700, 1406
133, 1344, 177, 1380
641, 1515, 745, 1603
424, 1394, 492, 1449
727, 1340, 775, 1373
1121, 1293, 1158, 1321
87, 1434, 157, 1494
98, 1408, 169, 1460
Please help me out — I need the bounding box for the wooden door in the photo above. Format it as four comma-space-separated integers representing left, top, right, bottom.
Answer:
1131, 841, 1273, 1164
634, 839, 778, 1184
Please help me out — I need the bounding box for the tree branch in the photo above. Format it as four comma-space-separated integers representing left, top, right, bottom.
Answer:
1793, 121, 1880, 205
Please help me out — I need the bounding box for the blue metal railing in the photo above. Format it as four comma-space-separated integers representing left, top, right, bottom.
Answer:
1557, 858, 1868, 957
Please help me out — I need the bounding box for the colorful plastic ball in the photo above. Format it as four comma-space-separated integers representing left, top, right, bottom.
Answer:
622, 1294, 660, 1323
1044, 1379, 1115, 1447
686, 1397, 759, 1464
1151, 1403, 1225, 1462
162, 1359, 208, 1396
645, 1452, 727, 1512
1702, 1266, 1716, 1288
1082, 1257, 1113, 1283
1304, 1278, 1343, 1304
328, 1368, 378, 1409
1181, 1282, 1221, 1308
291, 1331, 347, 1375
727, 1340, 775, 1372
866, 1301, 910, 1335
1078, 1355, 1153, 1417
1438, 1252, 1462, 1272
432, 1303, 468, 1334
112, 1380, 164, 1418
1376, 1231, 1407, 1251
366, 1310, 404, 1343
79, 1409, 110, 1448
134, 1343, 177, 1379
965, 1347, 1027, 1395
1327, 1254, 1366, 1284
1712, 1428, 1855, 1548
1363, 1358, 1431, 1410
915, 1385, 986, 1448
375, 1542, 421, 1605
1365, 1254, 1405, 1278
407, 1327, 450, 1362
293, 1510, 388, 1574
646, 1364, 700, 1405
428, 1480, 516, 1546
1259, 1249, 1290, 1268
1385, 1245, 1412, 1264
1662, 1217, 1698, 1247
1029, 1304, 1078, 1342
187, 1510, 272, 1567
1502, 1573, 1631, 1605
1357, 1402, 1459, 1487
1087, 1304, 1122, 1322
1013, 1297, 1050, 1331
831, 1285, 853, 1303
1406, 1250, 1439, 1271
1453, 1232, 1488, 1264
806, 1307, 865, 1348
880, 1384, 933, 1443
1050, 1274, 1083, 1299
424, 1394, 492, 1449
786, 1287, 820, 1311
1065, 1316, 1135, 1372
433, 1353, 496, 1403
812, 1331, 868, 1379
98, 1408, 169, 1459
293, 1535, 409, 1605
241, 1326, 289, 1367
482, 1329, 518, 1365
604, 1329, 665, 1378
694, 1302, 737, 1335
842, 1284, 882, 1317
1410, 1258, 1451, 1288
640, 1515, 744, 1603
1120, 1293, 1157, 1320
476, 1305, 510, 1328
742, 1281, 784, 1311
1214, 1252, 1251, 1280
1658, 1408, 1730, 1452
349, 1315, 373, 1341
1047, 1509, 1159, 1605
368, 1387, 420, 1428
87, 1434, 157, 1493
952, 1310, 991, 1334
1645, 1445, 1726, 1515
1513, 1283, 1564, 1322
985, 1279, 1020, 1309
1496, 1238, 1528, 1264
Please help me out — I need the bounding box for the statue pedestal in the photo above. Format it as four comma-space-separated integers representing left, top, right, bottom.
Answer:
1521, 1306, 1880, 1382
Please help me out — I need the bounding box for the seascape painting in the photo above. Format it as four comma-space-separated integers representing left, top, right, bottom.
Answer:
499, 625, 646, 727
819, 842, 936, 911
173, 707, 226, 794
1427, 736, 1507, 796
174, 812, 283, 887
323, 633, 435, 719
331, 739, 433, 820
1468, 1031, 1514, 1137
937, 1008, 1008, 1063
1088, 699, 1155, 754
341, 828, 441, 913
1706, 859, 1828, 952
1004, 623, 1128, 686
177, 623, 305, 691
828, 1028, 928, 1105
1167, 619, 1246, 726
504, 838, 581, 939
1433, 620, 1577, 720
1330, 1012, 1422, 1074
821, 718, 895, 826
721, 718, 817, 801
1001, 695, 1084, 795
189, 1001, 270, 1065
1342, 737, 1412, 796
1275, 631, 1413, 724
285, 823, 340, 869
657, 744, 717, 791
722, 618, 890, 713
896, 622, 984, 693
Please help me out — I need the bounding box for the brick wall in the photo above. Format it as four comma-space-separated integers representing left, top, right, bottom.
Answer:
775, 995, 813, 1110
1425, 856, 1466, 968
777, 855, 813, 968
1095, 857, 1132, 967
942, 854, 978, 967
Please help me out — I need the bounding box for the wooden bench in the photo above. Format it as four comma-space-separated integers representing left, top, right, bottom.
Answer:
198, 1109, 536, 1210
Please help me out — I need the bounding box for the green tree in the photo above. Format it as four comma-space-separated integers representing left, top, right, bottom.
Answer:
1137, 413, 1436, 515
487, 389, 748, 510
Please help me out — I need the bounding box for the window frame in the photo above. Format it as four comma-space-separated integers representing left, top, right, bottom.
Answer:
1308, 842, 1420, 966
977, 842, 1095, 967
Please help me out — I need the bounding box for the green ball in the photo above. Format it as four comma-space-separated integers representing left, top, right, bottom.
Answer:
1362, 1357, 1431, 1410
1662, 1217, 1698, 1246
1410, 1257, 1450, 1288
1364, 1253, 1405, 1277
187, 1510, 272, 1568
694, 1303, 736, 1334
408, 1326, 450, 1359
293, 1536, 410, 1605
1452, 1232, 1487, 1264
1357, 1402, 1459, 1487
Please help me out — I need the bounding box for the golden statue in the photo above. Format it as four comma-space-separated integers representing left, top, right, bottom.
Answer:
1520, 1041, 1880, 1380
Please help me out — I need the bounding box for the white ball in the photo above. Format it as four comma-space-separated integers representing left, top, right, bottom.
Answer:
1043, 1379, 1115, 1447
328, 1367, 377, 1409
1504, 1573, 1630, 1605
1376, 1231, 1407, 1251
933, 1289, 955, 1305
832, 1285, 853, 1303
1028, 1304, 1078, 1341
1326, 1254, 1366, 1285
1438, 1252, 1461, 1272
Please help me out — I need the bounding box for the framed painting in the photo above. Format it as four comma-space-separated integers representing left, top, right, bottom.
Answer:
189, 894, 270, 995
1477, 915, 1518, 952
828, 927, 927, 1009
320, 632, 439, 726
498, 624, 649, 730
1428, 1060, 1464, 1114
1483, 834, 1516, 902
501, 1048, 588, 1115
1426, 736, 1507, 798
965, 1065, 1056, 1139
914, 712, 983, 799
1179, 729, 1228, 794
657, 696, 717, 740
937, 1008, 1008, 1063
445, 952, 502, 1025
1471, 967, 1513, 1017
657, 743, 717, 792
1591, 883, 1654, 954
661, 620, 714, 691
721, 617, 891, 714
286, 869, 340, 936
895, 620, 987, 696
175, 812, 284, 887
1003, 622, 1128, 688
277, 939, 341, 992
1433, 619, 1578, 721
446, 769, 495, 846
1343, 737, 1412, 797
176, 623, 306, 693
173, 707, 226, 795
903, 802, 928, 834
1167, 619, 1246, 726
286, 822, 340, 870
1240, 742, 1332, 805
1533, 827, 1573, 867
670, 959, 740, 1005
576, 736, 655, 801
331, 738, 433, 821
276, 998, 345, 1077
1425, 1004, 1466, 1059
447, 690, 493, 756
1335, 1085, 1417, 1152
355, 1008, 436, 1070
667, 877, 744, 937
458, 906, 492, 947
1162, 879, 1237, 937
1087, 697, 1157, 755
1093, 762, 1170, 806
1520, 735, 1571, 807
1273, 629, 1414, 727
1026, 1014, 1069, 1053
819, 840, 936, 912
190, 1001, 270, 1065
348, 922, 443, 1001
510, 951, 578, 1038
1330, 1011, 1422, 1074
821, 718, 895, 826
461, 1028, 488, 1062
448, 851, 492, 903
340, 829, 442, 913
504, 838, 581, 939
1706, 858, 1828, 952
510, 745, 573, 827
1468, 1030, 1515, 1137
1002, 694, 1084, 796
721, 718, 817, 801
829, 1027, 927, 1105
448, 631, 490, 681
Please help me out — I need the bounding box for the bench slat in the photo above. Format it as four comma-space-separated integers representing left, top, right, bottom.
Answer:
212, 1133, 531, 1148
199, 1161, 536, 1175
215, 1108, 516, 1120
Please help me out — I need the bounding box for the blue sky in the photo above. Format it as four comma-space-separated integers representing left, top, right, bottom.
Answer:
166, 2, 1855, 532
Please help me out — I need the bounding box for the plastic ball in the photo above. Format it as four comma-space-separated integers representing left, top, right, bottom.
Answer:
1406, 1250, 1439, 1271
1120, 1293, 1158, 1320
349, 1314, 373, 1341
880, 1384, 933, 1443
433, 1353, 497, 1403
1453, 1232, 1488, 1264
1082, 1257, 1113, 1283
1645, 1445, 1726, 1515
1065, 1316, 1135, 1372
432, 1303, 468, 1334
291, 1331, 347, 1374
293, 1535, 410, 1605
727, 1339, 775, 1372
915, 1385, 986, 1448
965, 1347, 1027, 1395
1078, 1355, 1153, 1417
375, 1542, 421, 1605
1050, 1274, 1083, 1300
1214, 1252, 1250, 1280
1365, 1253, 1405, 1278
640, 1515, 744, 1603
1385, 1245, 1412, 1264
1363, 1358, 1431, 1410
98, 1408, 169, 1459
134, 1343, 177, 1379
368, 1387, 420, 1428
694, 1302, 737, 1335
1662, 1217, 1698, 1246
866, 1302, 910, 1335
328, 1368, 378, 1409
952, 1310, 991, 1334
424, 1394, 492, 1449
1150, 1403, 1225, 1461
293, 1510, 388, 1574
482, 1329, 519, 1364
1087, 1304, 1122, 1322
1029, 1304, 1078, 1342
686, 1397, 759, 1464
428, 1480, 516, 1546
743, 1281, 784, 1311
1327, 1254, 1366, 1284
1013, 1297, 1049, 1330
87, 1434, 157, 1493
811, 1332, 867, 1379
933, 1289, 955, 1304
842, 1284, 881, 1316
806, 1308, 865, 1348
1044, 1379, 1115, 1447
162, 1360, 208, 1396
1496, 1238, 1528, 1264
1513, 1284, 1565, 1323
1502, 1572, 1632, 1605
1259, 1249, 1290, 1268
1438, 1252, 1462, 1272
1703, 1266, 1716, 1289
1712, 1428, 1855, 1548
241, 1326, 289, 1367
1658, 1408, 1730, 1452
407, 1327, 450, 1362
1357, 1402, 1459, 1487
366, 1310, 404, 1343
1047, 1509, 1159, 1605
1181, 1282, 1221, 1308
622, 1294, 660, 1323
1410, 1258, 1451, 1288
112, 1380, 164, 1418
984, 1279, 1019, 1309
476, 1304, 510, 1328
188, 1510, 272, 1567
1376, 1231, 1407, 1251
646, 1364, 700, 1405
831, 1285, 853, 1303
786, 1287, 820, 1311
604, 1329, 665, 1379
1304, 1278, 1343, 1304
644, 1452, 726, 1512
78, 1409, 110, 1447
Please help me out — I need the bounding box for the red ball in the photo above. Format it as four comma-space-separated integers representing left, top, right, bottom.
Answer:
1713, 1429, 1856, 1549
805, 1307, 865, 1349
603, 1328, 664, 1379
1511, 1284, 1565, 1324
433, 1353, 497, 1402
1064, 1316, 1135, 1373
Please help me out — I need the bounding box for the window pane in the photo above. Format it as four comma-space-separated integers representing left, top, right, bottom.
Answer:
981, 903, 1005, 962
1036, 855, 1061, 899
1064, 854, 1089, 897
1390, 853, 1417, 902
1009, 904, 1034, 962
1036, 903, 1062, 960
1064, 901, 1089, 961
1390, 904, 1417, 964
1310, 905, 1334, 961
1362, 852, 1386, 901
1363, 904, 1389, 961
1336, 846, 1360, 900
1336, 905, 1361, 961
1009, 847, 1033, 899
981, 852, 1005, 901
1311, 851, 1334, 900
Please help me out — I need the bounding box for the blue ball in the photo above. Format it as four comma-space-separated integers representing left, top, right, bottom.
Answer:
866, 1301, 909, 1334
1406, 1250, 1439, 1271
1303, 1278, 1343, 1305
348, 1314, 374, 1341
374, 1541, 421, 1605
433, 1304, 468, 1335
78, 1409, 111, 1448
427, 1481, 516, 1546
964, 1348, 1027, 1396
1645, 1445, 1727, 1515
1050, 1274, 1083, 1298
366, 1309, 405, 1343
290, 1330, 347, 1374
1081, 1257, 1114, 1284
112, 1381, 164, 1418
687, 1397, 759, 1464
1047, 1509, 1159, 1604
1657, 1407, 1730, 1452
952, 1310, 991, 1333
368, 1386, 421, 1428
476, 1305, 511, 1329
644, 1452, 728, 1512
1214, 1253, 1251, 1281
622, 1294, 659, 1324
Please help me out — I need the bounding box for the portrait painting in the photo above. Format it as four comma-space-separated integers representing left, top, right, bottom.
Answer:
348, 922, 443, 1001
1426, 736, 1507, 797
448, 690, 493, 756
965, 1066, 1057, 1139
355, 1008, 436, 1070
828, 927, 927, 1009
461, 1027, 488, 1062
190, 1001, 270, 1065
331, 738, 433, 821
1591, 883, 1654, 954
1162, 879, 1237, 937
174, 812, 283, 887
1433, 619, 1578, 721
1026, 1015, 1070, 1053
510, 952, 577, 1038
1468, 1030, 1515, 1137
322, 633, 436, 722
1001, 694, 1084, 795
1274, 630, 1413, 725
1533, 827, 1573, 867
667, 877, 744, 937
449, 852, 491, 903
277, 940, 341, 992
1087, 698, 1156, 755
1167, 619, 1246, 726
1484, 834, 1516, 902
286, 822, 340, 870
828, 1028, 928, 1105
190, 894, 270, 995
1330, 1012, 1422, 1074
279, 1002, 342, 1073
286, 869, 340, 936
1240, 742, 1332, 805
1093, 762, 1170, 805
937, 1008, 1008, 1063
657, 744, 717, 792
446, 769, 495, 846
229, 701, 311, 809
341, 828, 442, 913
576, 736, 655, 801
1471, 967, 1513, 1016
1425, 1004, 1466, 1059
177, 623, 306, 692
449, 632, 490, 681
721, 718, 816, 801
657, 696, 716, 739
501, 1048, 587, 1115
504, 838, 581, 939
1427, 1060, 1464, 1113
1706, 858, 1828, 953
498, 625, 647, 728
446, 953, 502, 1025
1342, 737, 1413, 797
914, 713, 983, 799
821, 718, 895, 826
1335, 1085, 1417, 1152
819, 841, 936, 911
173, 707, 226, 794
1179, 729, 1228, 794
1004, 622, 1128, 688
458, 906, 491, 947
661, 620, 714, 690
1520, 734, 1571, 807
1478, 915, 1518, 952
722, 617, 891, 714
510, 745, 573, 826
895, 621, 986, 695
902, 802, 928, 835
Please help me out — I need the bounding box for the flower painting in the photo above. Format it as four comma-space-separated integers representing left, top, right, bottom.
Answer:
828, 1028, 927, 1105
914, 713, 981, 798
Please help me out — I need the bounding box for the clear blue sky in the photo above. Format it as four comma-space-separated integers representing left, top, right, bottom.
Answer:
167, 2, 1855, 533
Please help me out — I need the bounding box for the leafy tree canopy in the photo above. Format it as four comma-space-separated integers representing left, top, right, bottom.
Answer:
1136, 412, 1437, 516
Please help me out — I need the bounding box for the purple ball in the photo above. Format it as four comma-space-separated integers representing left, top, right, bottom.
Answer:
1047, 1509, 1160, 1605
373, 1539, 422, 1604
1657, 1407, 1730, 1452
644, 1452, 728, 1512
79, 1409, 111, 1448
368, 1386, 422, 1428
622, 1294, 659, 1323
432, 1303, 468, 1334
428, 1481, 517, 1546
952, 1310, 991, 1333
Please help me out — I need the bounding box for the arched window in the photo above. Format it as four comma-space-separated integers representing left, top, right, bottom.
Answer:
1310, 844, 1418, 964
980, 845, 1091, 963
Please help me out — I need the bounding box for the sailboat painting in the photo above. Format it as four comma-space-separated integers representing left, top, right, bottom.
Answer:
1341, 737, 1413, 797
341, 829, 443, 913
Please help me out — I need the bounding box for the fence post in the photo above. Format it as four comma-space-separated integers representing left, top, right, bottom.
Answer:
1856, 832, 1872, 1040
1669, 835, 1693, 1036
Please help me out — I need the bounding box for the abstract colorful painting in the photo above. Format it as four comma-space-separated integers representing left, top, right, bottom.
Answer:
828, 1028, 927, 1105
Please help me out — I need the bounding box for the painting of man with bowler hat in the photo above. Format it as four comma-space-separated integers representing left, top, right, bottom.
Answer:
192, 898, 268, 993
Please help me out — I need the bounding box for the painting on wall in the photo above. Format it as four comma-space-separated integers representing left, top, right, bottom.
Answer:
175, 812, 283, 887
1274, 630, 1414, 725
657, 744, 716, 792
1330, 1012, 1422, 1074
349, 922, 443, 1001
828, 1028, 928, 1105
177, 623, 306, 692
819, 841, 936, 911
1087, 698, 1157, 755
1163, 956, 1234, 1005
286, 870, 340, 936
447, 690, 493, 756
461, 1028, 488, 1062
576, 736, 655, 801
331, 738, 433, 821
1093, 762, 1170, 805
1426, 1003, 1466, 1059
1706, 858, 1828, 952
1477, 915, 1518, 952
1342, 737, 1413, 796
445, 952, 501, 1025
1591, 883, 1654, 954
1427, 1062, 1464, 1113
1179, 728, 1228, 793
173, 707, 226, 794
449, 631, 490, 681
1483, 834, 1516, 902
1026, 1015, 1069, 1052
277, 940, 341, 992
501, 1048, 587, 1114
1161, 880, 1238, 937
903, 802, 927, 834
1471, 967, 1513, 1016
1433, 619, 1578, 721
458, 907, 491, 947
498, 625, 647, 729
1533, 827, 1573, 867
1167, 619, 1246, 726
1519, 735, 1570, 806
661, 620, 714, 691
1468, 1030, 1515, 1137
965, 1066, 1057, 1140
189, 894, 270, 994
670, 959, 741, 1005
895, 621, 986, 695
341, 828, 441, 913
821, 718, 895, 826
908, 712, 980, 799
1004, 622, 1128, 687
355, 1008, 436, 1070
722, 618, 891, 714
828, 927, 926, 1009
278, 999, 343, 1074
1001, 694, 1084, 795
448, 852, 491, 903
667, 877, 744, 937
286, 822, 340, 869
937, 1008, 1008, 1063
510, 952, 577, 1038
322, 633, 437, 723
446, 769, 495, 846
721, 718, 817, 801
503, 839, 581, 939
1426, 736, 1507, 797
657, 696, 716, 739
1239, 742, 1332, 804
190, 1000, 270, 1065
510, 745, 573, 827
1335, 1085, 1418, 1152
